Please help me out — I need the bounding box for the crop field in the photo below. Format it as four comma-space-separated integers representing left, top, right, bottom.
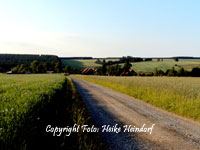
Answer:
61, 59, 101, 69
74, 75, 200, 121
0, 74, 66, 148
0, 74, 106, 149
129, 59, 200, 72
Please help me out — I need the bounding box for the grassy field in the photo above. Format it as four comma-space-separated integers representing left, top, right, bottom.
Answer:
62, 59, 200, 72
0, 74, 66, 148
61, 59, 101, 69
130, 59, 200, 72
0, 74, 106, 150
74, 75, 200, 121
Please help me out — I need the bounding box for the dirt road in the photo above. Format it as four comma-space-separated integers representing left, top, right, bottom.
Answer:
71, 77, 200, 150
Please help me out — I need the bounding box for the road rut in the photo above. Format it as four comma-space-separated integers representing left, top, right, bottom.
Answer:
71, 77, 200, 150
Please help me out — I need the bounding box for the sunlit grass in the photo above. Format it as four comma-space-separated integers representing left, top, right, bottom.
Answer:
0, 74, 66, 147
130, 59, 200, 72
74, 75, 200, 121
61, 59, 101, 69
0, 74, 107, 149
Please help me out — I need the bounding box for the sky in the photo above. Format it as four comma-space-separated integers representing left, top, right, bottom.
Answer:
0, 0, 200, 57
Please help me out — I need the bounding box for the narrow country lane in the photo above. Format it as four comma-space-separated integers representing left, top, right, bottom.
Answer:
71, 77, 200, 150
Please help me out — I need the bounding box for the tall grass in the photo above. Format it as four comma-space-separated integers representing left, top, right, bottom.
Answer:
74, 75, 200, 121
0, 74, 66, 149
0, 74, 107, 149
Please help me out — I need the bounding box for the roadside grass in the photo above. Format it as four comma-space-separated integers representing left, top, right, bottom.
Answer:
0, 74, 107, 150
73, 75, 200, 122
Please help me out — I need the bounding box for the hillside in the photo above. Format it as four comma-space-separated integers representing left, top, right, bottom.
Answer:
61, 58, 200, 72
129, 59, 200, 72
61, 59, 102, 69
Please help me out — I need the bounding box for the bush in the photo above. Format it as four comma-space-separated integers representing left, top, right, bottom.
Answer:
191, 67, 200, 77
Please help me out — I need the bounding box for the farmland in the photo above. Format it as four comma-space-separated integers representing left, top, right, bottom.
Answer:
74, 75, 200, 121
129, 59, 200, 72
61, 59, 101, 69
61, 58, 200, 72
0, 74, 65, 148
0, 74, 106, 149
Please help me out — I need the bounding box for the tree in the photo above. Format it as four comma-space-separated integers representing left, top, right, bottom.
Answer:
0, 67, 4, 73
37, 64, 45, 73
11, 66, 19, 73
30, 60, 39, 73
43, 61, 51, 71
102, 59, 106, 64
115, 64, 121, 76
158, 70, 165, 76
167, 67, 177, 76
177, 67, 185, 76
95, 58, 101, 64
63, 66, 71, 74
123, 60, 132, 72
18, 64, 29, 73
174, 58, 179, 62
102, 64, 107, 75
191, 67, 200, 77
54, 62, 62, 73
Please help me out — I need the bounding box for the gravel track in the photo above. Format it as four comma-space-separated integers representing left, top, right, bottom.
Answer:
71, 77, 200, 150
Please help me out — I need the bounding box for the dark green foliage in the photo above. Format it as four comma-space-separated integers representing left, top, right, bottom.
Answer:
191, 67, 200, 77
54, 62, 62, 73
144, 58, 152, 61
95, 58, 102, 64
102, 59, 106, 64
154, 68, 165, 76
0, 67, 4, 73
120, 56, 143, 63
102, 64, 107, 75
63, 66, 72, 74
11, 64, 29, 73
30, 60, 40, 73
10, 60, 64, 74
154, 68, 158, 76
167, 67, 177, 76
107, 64, 121, 76
0, 54, 60, 72
174, 57, 179, 62
123, 60, 132, 72
177, 68, 186, 76
43, 61, 52, 71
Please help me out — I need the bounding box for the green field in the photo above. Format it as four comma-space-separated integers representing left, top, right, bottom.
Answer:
61, 59, 101, 69
129, 59, 200, 72
0, 74, 106, 149
62, 59, 200, 72
0, 74, 65, 148
74, 75, 200, 121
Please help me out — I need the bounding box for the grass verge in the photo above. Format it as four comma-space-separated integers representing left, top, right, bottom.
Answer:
73, 75, 200, 122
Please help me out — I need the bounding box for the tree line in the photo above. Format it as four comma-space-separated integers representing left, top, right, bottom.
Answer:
11, 60, 63, 73
153, 67, 200, 77
0, 54, 60, 72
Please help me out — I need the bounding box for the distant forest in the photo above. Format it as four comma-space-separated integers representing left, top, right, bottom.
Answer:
0, 54, 60, 72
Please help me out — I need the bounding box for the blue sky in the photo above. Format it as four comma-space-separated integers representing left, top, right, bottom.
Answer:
0, 0, 199, 57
